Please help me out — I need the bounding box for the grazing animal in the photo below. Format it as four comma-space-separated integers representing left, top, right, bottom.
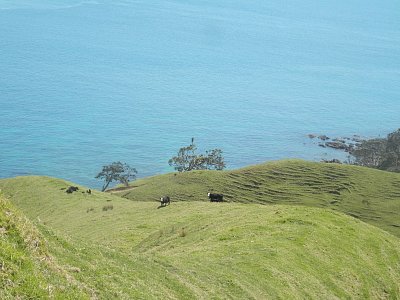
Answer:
160, 196, 170, 207
86, 189, 92, 194
208, 193, 223, 202
66, 186, 79, 194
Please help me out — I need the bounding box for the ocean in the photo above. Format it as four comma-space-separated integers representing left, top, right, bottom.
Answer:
1, 0, 399, 188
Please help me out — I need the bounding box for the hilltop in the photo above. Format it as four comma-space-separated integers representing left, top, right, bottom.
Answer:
0, 161, 400, 298
111, 160, 400, 237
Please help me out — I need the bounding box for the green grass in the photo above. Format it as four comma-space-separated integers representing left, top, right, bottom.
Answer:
113, 159, 400, 237
0, 193, 89, 299
39, 202, 400, 299
1, 161, 400, 298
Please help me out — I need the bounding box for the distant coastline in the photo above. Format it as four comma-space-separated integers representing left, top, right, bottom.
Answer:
307, 134, 364, 154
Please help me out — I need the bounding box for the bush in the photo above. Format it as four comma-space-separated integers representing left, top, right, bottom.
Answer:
351, 129, 400, 172
102, 205, 114, 212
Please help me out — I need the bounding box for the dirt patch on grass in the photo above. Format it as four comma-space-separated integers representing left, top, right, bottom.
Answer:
105, 186, 138, 194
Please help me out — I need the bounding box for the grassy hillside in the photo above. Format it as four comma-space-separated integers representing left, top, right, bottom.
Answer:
0, 193, 90, 299
0, 173, 400, 298
110, 160, 400, 237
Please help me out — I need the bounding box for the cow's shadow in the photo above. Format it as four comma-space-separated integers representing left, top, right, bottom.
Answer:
157, 203, 170, 209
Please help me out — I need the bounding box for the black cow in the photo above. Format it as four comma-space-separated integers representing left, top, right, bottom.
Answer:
160, 196, 170, 207
208, 193, 223, 202
66, 186, 79, 194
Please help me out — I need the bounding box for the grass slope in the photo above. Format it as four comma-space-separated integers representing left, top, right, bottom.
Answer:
0, 173, 400, 298
112, 160, 400, 237
0, 193, 90, 299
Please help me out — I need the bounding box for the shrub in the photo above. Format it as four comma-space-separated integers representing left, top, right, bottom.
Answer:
102, 205, 114, 212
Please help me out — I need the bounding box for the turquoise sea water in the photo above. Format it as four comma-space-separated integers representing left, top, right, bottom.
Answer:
1, 0, 399, 188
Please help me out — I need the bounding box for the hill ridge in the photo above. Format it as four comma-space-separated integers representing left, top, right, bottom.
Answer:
111, 160, 400, 237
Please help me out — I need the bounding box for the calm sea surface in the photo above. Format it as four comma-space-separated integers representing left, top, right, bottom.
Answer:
1, 0, 399, 188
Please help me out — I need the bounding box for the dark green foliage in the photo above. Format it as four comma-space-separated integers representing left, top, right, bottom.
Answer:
168, 138, 226, 172
352, 138, 387, 168
96, 162, 137, 191
352, 129, 400, 172
383, 129, 400, 171
205, 149, 225, 170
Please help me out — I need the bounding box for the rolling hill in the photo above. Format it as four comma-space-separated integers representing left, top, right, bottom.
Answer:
0, 160, 400, 298
0, 194, 89, 299
112, 160, 400, 237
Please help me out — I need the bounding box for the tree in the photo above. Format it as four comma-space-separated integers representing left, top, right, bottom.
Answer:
205, 149, 226, 170
168, 138, 226, 172
95, 162, 137, 192
319, 129, 400, 173
383, 129, 400, 170
352, 138, 387, 168
347, 129, 400, 172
